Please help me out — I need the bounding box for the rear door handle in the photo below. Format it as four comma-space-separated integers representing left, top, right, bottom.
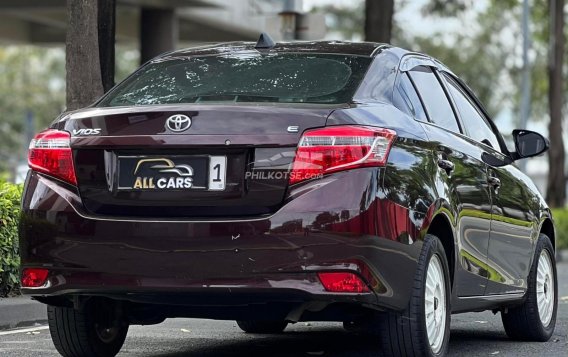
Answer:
488, 176, 501, 188
438, 159, 455, 173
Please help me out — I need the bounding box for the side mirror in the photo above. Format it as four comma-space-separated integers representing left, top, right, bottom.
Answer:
512, 129, 549, 160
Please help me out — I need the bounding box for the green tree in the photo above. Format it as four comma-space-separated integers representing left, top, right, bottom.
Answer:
546, 0, 565, 208
313, 2, 514, 117
365, 0, 394, 43
312, 0, 566, 206
66, 0, 104, 110
311, 3, 365, 40
424, 0, 566, 207
0, 46, 65, 173
0, 45, 138, 178
311, 0, 395, 42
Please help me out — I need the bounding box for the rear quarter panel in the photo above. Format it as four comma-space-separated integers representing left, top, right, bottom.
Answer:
327, 104, 441, 244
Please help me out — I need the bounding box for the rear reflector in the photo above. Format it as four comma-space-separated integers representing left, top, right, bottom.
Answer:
28, 129, 77, 185
317, 272, 370, 293
21, 268, 49, 288
289, 125, 396, 184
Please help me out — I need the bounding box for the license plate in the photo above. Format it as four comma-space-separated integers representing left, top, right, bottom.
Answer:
117, 155, 226, 191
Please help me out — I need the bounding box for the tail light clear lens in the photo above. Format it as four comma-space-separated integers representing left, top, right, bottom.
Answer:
28, 129, 77, 185
289, 125, 396, 185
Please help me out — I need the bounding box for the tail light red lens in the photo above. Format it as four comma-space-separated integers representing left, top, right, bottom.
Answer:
21, 268, 49, 288
317, 272, 370, 293
28, 129, 77, 185
289, 126, 396, 185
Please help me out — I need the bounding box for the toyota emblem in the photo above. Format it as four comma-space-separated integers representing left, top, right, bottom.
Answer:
165, 114, 192, 132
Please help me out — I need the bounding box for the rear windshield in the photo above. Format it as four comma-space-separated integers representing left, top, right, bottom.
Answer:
98, 52, 372, 106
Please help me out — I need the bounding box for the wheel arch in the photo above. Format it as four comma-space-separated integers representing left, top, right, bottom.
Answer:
426, 212, 456, 288
540, 217, 556, 252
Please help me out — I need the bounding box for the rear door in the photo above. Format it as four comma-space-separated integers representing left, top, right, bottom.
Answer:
60, 104, 333, 218
441, 73, 537, 295
406, 65, 492, 297
485, 166, 538, 294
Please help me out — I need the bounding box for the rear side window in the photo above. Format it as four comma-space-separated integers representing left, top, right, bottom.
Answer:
98, 53, 372, 106
443, 74, 501, 151
393, 73, 428, 121
408, 66, 460, 133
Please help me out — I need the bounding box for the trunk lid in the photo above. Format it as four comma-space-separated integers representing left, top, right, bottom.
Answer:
59, 104, 335, 218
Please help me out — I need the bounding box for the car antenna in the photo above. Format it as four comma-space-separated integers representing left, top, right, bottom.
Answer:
255, 32, 275, 50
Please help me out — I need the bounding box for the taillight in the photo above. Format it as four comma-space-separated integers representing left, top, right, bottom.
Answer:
21, 268, 49, 288
318, 272, 370, 293
28, 129, 77, 185
289, 126, 396, 185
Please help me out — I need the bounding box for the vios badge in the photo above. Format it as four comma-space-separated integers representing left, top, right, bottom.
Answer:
166, 114, 192, 132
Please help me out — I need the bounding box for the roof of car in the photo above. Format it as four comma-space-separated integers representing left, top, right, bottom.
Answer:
155, 41, 397, 61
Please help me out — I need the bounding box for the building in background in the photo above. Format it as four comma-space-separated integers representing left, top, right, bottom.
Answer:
0, 0, 325, 62
0, 0, 326, 183
0, 0, 562, 197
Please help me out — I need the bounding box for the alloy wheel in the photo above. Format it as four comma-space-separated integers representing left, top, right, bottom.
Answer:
536, 250, 555, 326
425, 254, 447, 354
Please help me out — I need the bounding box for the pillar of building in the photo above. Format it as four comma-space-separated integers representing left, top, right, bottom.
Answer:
140, 7, 178, 64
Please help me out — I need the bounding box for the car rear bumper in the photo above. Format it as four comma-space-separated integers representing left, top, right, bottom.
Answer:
20, 169, 424, 313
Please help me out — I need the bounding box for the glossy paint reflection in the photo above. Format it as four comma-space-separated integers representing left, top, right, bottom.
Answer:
486, 164, 538, 294
21, 167, 426, 311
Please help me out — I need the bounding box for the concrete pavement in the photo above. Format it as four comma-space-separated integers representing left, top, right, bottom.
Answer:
0, 307, 566, 356
0, 296, 46, 330
0, 261, 566, 356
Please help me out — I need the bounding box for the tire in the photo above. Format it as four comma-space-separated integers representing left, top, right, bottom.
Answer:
47, 298, 129, 357
501, 233, 557, 341
236, 320, 288, 334
377, 234, 451, 357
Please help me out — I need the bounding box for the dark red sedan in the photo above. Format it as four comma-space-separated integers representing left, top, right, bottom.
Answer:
20, 39, 557, 357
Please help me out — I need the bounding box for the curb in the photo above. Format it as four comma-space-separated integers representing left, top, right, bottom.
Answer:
0, 296, 47, 330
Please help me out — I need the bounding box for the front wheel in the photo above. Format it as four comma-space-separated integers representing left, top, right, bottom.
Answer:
377, 234, 451, 356
501, 233, 557, 341
47, 298, 129, 357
